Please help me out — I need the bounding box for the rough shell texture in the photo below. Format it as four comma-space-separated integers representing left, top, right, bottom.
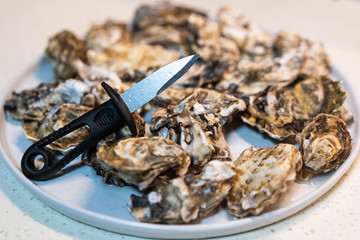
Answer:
218, 7, 275, 59
298, 114, 352, 180
151, 89, 245, 167
45, 30, 87, 80
86, 44, 180, 81
86, 20, 131, 52
22, 103, 91, 153
85, 137, 190, 191
128, 160, 235, 223
227, 144, 302, 218
241, 76, 349, 140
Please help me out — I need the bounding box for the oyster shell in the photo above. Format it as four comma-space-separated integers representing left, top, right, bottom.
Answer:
241, 76, 349, 140
227, 144, 302, 218
128, 160, 235, 223
274, 30, 331, 77
45, 30, 87, 80
298, 114, 352, 180
4, 79, 89, 121
218, 7, 275, 59
151, 89, 245, 167
85, 137, 190, 190
131, 2, 205, 54
86, 20, 131, 52
22, 103, 91, 153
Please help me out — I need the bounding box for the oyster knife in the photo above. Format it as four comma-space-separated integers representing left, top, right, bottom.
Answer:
21, 54, 200, 181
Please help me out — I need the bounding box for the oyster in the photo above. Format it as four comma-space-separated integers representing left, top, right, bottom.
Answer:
128, 160, 235, 223
298, 114, 352, 180
241, 76, 349, 140
22, 103, 91, 153
86, 20, 131, 52
151, 89, 245, 167
45, 30, 87, 80
4, 79, 89, 121
274, 30, 331, 77
86, 44, 180, 82
85, 137, 190, 190
131, 2, 206, 54
227, 144, 302, 218
218, 7, 275, 59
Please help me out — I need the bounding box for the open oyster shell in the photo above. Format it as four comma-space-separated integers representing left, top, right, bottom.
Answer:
128, 160, 235, 223
151, 89, 245, 167
85, 137, 190, 190
298, 114, 352, 180
227, 144, 302, 218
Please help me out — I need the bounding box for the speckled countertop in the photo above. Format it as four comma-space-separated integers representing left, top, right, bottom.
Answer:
0, 0, 360, 239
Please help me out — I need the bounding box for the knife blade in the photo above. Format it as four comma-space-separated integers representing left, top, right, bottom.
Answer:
21, 54, 200, 181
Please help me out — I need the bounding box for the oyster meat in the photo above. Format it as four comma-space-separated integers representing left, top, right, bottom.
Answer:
128, 160, 235, 223
227, 144, 302, 218
298, 114, 352, 180
85, 137, 190, 190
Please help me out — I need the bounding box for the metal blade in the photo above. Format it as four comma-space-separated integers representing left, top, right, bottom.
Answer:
120, 54, 199, 113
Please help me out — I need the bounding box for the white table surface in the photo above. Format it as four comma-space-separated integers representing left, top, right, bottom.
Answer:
0, 0, 360, 239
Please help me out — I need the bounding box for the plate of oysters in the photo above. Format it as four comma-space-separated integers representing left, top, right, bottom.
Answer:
0, 2, 359, 239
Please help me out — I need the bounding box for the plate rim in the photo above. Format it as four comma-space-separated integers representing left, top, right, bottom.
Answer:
0, 58, 359, 239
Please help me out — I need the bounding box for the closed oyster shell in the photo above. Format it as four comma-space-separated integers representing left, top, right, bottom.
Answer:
86, 137, 190, 190
218, 7, 275, 59
22, 103, 91, 153
45, 30, 87, 80
227, 144, 302, 218
151, 89, 245, 167
241, 76, 349, 140
128, 160, 235, 223
86, 20, 131, 52
4, 79, 89, 121
298, 114, 352, 180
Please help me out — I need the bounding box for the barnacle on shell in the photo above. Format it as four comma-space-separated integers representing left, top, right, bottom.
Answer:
227, 144, 302, 218
298, 114, 352, 180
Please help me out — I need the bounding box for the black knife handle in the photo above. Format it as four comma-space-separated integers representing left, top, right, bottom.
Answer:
21, 82, 137, 181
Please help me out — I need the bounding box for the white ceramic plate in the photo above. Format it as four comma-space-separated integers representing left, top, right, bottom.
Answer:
0, 58, 359, 239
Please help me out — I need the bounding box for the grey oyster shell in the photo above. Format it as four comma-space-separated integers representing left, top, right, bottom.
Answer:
45, 30, 87, 80
128, 160, 235, 223
151, 89, 246, 167
85, 137, 190, 190
227, 144, 302, 218
298, 114, 352, 180
4, 79, 89, 121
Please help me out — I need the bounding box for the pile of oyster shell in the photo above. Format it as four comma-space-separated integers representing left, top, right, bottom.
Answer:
4, 2, 354, 223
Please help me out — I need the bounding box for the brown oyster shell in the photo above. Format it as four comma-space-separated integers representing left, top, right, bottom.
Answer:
128, 160, 235, 223
241, 76, 349, 140
86, 20, 131, 52
227, 144, 302, 218
45, 30, 87, 80
298, 114, 352, 180
86, 137, 190, 190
